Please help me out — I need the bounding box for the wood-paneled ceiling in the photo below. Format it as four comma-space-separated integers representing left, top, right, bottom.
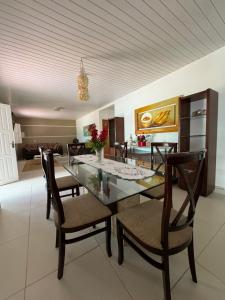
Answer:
0, 0, 225, 119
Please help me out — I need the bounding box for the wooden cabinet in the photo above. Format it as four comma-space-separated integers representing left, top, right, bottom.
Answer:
178, 89, 218, 196
102, 117, 124, 157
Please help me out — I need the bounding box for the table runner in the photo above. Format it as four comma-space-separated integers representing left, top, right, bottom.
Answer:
73, 155, 155, 180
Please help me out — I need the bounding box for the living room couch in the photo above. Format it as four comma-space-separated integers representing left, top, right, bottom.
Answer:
22, 143, 63, 160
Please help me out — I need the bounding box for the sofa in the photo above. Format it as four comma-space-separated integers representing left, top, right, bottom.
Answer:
22, 143, 63, 160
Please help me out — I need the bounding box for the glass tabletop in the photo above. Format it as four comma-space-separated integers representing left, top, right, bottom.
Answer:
57, 156, 164, 207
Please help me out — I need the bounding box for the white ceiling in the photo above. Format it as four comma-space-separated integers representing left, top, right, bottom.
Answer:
0, 0, 225, 120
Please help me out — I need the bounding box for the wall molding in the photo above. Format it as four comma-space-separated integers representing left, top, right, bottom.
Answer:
21, 124, 76, 128
23, 135, 75, 138
215, 186, 225, 195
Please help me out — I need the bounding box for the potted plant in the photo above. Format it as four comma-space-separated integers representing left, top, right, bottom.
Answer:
137, 135, 146, 147
88, 125, 108, 162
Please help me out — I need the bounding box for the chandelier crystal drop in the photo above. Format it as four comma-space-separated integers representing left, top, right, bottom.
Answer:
77, 58, 89, 101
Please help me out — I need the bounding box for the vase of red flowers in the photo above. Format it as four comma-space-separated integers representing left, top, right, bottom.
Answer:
137, 135, 146, 147
88, 125, 108, 162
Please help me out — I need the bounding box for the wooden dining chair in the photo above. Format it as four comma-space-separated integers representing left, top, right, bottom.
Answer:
116, 151, 205, 300
67, 143, 86, 163
141, 142, 177, 200
39, 147, 81, 219
44, 150, 112, 279
114, 142, 128, 160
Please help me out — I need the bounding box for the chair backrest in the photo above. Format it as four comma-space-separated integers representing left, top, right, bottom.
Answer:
114, 142, 128, 159
161, 151, 205, 250
67, 143, 86, 156
67, 143, 86, 163
151, 142, 177, 175
43, 150, 65, 225
39, 146, 47, 178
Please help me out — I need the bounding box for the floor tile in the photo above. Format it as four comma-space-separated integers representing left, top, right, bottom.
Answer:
6, 290, 25, 300
0, 180, 31, 212
172, 264, 225, 300
0, 209, 29, 245
195, 192, 225, 223
26, 247, 132, 300
197, 226, 225, 284
27, 205, 98, 285
100, 237, 189, 300
0, 236, 27, 300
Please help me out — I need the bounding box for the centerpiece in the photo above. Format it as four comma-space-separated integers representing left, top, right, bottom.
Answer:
137, 134, 146, 147
87, 124, 108, 162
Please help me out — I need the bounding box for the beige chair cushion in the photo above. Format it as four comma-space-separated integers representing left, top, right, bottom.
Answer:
117, 200, 192, 251
56, 175, 79, 190
141, 185, 164, 200
54, 193, 112, 229
117, 194, 140, 212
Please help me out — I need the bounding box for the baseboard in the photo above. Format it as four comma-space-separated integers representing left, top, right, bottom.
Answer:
215, 186, 225, 195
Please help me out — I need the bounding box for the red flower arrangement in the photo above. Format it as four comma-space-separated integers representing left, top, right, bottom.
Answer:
88, 124, 108, 151
137, 135, 146, 147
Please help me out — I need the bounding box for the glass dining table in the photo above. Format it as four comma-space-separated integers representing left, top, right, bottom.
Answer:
57, 155, 164, 214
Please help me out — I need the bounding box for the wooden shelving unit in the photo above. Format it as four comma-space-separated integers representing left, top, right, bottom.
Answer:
102, 117, 124, 157
178, 88, 218, 196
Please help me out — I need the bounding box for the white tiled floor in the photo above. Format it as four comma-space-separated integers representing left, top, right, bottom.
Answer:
0, 162, 225, 300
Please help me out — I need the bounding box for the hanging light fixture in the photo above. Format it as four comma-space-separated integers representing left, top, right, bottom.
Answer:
77, 58, 89, 101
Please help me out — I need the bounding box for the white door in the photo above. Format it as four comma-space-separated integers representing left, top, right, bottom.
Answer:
0, 103, 18, 185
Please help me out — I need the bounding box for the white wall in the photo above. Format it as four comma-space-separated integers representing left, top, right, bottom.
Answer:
76, 46, 225, 189
76, 110, 100, 142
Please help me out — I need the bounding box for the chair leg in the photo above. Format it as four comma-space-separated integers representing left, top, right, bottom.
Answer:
46, 189, 51, 219
55, 229, 59, 248
76, 186, 80, 196
106, 218, 112, 257
117, 219, 124, 265
188, 239, 197, 283
58, 232, 65, 280
162, 255, 171, 300
72, 188, 74, 197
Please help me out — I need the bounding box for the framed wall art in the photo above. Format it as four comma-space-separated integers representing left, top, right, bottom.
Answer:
135, 96, 179, 134
83, 123, 95, 136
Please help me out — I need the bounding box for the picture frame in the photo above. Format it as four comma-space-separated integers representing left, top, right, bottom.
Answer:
83, 123, 95, 136
135, 96, 179, 134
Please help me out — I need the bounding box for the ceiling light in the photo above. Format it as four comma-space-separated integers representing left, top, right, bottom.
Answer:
77, 58, 89, 101
54, 106, 65, 111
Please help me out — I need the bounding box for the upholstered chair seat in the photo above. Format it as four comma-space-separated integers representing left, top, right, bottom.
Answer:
117, 200, 192, 251
141, 185, 165, 200
56, 175, 80, 190
54, 193, 111, 230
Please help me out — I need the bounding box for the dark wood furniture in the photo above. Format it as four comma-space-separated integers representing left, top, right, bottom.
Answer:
117, 151, 205, 300
179, 89, 218, 196
44, 151, 112, 279
114, 142, 128, 159
141, 142, 177, 200
67, 143, 86, 164
39, 147, 80, 219
150, 142, 178, 175
102, 117, 124, 157
22, 143, 63, 160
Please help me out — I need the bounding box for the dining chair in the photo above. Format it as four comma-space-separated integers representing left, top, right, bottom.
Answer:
67, 143, 86, 163
44, 150, 112, 279
141, 142, 177, 200
39, 147, 81, 219
114, 142, 128, 160
116, 151, 205, 300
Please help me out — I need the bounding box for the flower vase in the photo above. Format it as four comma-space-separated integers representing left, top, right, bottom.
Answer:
95, 148, 103, 163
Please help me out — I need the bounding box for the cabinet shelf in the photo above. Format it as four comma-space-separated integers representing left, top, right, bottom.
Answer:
181, 134, 206, 138
180, 115, 206, 120
178, 88, 218, 196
